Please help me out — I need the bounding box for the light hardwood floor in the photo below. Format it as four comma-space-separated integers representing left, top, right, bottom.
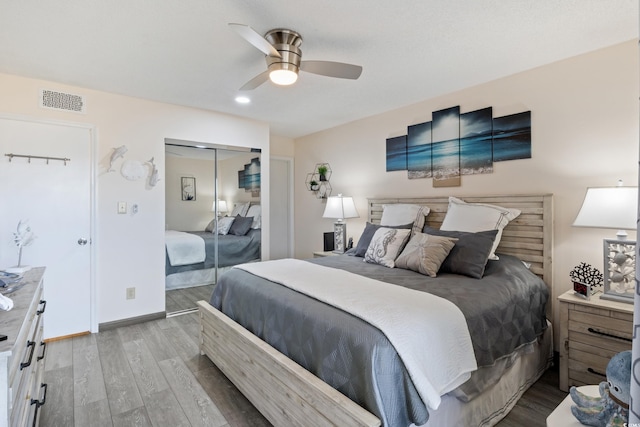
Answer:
41, 311, 567, 427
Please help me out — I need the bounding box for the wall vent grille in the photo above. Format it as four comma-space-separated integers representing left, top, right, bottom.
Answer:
40, 89, 86, 113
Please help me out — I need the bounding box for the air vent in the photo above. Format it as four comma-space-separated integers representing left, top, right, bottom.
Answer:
40, 89, 86, 113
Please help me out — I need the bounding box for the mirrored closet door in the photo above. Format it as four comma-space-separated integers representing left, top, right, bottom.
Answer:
164, 141, 262, 315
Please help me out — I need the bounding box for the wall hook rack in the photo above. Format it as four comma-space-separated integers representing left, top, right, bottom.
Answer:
5, 153, 70, 165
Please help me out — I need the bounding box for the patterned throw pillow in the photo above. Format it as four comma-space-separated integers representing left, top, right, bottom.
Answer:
395, 233, 458, 277
364, 228, 411, 268
216, 216, 235, 235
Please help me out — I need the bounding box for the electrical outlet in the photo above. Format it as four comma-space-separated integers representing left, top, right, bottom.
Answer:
126, 287, 135, 300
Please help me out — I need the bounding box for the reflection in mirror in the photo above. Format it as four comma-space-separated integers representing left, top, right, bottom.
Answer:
164, 141, 261, 315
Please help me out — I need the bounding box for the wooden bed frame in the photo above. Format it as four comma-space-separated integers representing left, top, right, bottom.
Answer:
198, 193, 553, 427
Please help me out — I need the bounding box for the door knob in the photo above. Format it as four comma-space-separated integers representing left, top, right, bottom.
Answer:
77, 238, 88, 246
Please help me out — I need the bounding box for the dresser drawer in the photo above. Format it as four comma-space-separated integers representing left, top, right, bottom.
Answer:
11, 319, 45, 427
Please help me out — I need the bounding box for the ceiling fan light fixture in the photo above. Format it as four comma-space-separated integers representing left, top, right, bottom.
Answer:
269, 68, 298, 86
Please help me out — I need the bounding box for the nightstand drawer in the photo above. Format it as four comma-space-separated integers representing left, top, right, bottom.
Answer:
557, 291, 633, 392
568, 310, 632, 341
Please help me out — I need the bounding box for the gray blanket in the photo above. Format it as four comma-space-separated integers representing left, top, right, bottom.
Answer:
210, 254, 548, 426
165, 229, 261, 275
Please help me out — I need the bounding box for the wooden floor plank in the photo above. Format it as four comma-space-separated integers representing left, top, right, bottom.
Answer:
96, 329, 144, 416
40, 366, 74, 426
112, 406, 154, 427
158, 357, 227, 427
72, 333, 108, 408
44, 336, 73, 371
122, 338, 170, 398
74, 398, 114, 427
142, 388, 192, 427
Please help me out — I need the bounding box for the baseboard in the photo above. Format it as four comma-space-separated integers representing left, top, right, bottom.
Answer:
98, 311, 166, 331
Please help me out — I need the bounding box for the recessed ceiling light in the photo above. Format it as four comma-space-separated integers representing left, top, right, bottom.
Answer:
235, 95, 251, 104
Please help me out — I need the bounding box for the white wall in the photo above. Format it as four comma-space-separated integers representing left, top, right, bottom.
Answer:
165, 155, 215, 231
0, 72, 270, 326
294, 41, 639, 335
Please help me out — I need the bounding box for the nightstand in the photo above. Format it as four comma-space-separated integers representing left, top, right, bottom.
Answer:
557, 290, 633, 392
312, 251, 339, 258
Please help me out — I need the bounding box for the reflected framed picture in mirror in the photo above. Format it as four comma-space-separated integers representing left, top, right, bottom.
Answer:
181, 177, 196, 201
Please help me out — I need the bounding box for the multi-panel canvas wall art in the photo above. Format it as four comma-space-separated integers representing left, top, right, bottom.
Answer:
238, 157, 261, 193
386, 105, 531, 187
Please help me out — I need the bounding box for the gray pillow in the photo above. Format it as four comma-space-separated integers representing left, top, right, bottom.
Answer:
228, 215, 254, 236
205, 218, 216, 232
422, 226, 498, 279
354, 222, 413, 257
395, 233, 458, 277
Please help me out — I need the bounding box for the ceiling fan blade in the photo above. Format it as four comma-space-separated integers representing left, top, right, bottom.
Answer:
239, 70, 270, 91
229, 23, 281, 58
300, 61, 363, 80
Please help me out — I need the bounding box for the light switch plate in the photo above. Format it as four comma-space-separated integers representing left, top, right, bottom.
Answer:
118, 201, 127, 214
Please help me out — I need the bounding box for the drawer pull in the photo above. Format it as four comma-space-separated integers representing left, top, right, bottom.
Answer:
37, 341, 46, 361
30, 382, 47, 407
587, 327, 632, 342
30, 383, 48, 426
20, 340, 36, 370
37, 299, 46, 315
588, 367, 606, 378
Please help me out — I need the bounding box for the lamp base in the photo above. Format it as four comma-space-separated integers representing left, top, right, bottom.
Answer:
333, 222, 347, 253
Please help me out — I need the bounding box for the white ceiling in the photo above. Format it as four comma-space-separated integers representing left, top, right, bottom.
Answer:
0, 1, 637, 139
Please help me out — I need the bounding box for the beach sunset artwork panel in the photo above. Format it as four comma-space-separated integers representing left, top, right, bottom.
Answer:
460, 107, 493, 175
386, 135, 408, 171
493, 111, 531, 162
432, 106, 461, 187
407, 121, 432, 179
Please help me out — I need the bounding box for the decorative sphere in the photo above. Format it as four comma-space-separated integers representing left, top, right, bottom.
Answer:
610, 272, 624, 283
612, 253, 627, 265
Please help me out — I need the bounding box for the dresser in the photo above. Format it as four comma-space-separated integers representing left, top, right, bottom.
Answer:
557, 290, 633, 392
0, 267, 46, 427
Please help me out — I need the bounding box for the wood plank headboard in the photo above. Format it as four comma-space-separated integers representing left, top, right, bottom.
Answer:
367, 194, 554, 289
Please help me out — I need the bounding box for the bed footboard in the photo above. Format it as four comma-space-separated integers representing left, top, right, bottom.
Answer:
197, 300, 380, 427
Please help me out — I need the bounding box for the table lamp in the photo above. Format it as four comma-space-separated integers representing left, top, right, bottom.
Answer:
573, 180, 637, 302
323, 194, 359, 253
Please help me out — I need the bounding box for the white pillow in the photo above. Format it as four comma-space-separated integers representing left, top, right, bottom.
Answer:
380, 204, 430, 235
216, 216, 235, 235
440, 197, 520, 260
246, 204, 261, 229
364, 228, 411, 268
230, 202, 250, 217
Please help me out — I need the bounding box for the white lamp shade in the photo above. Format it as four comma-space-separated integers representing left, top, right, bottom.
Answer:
323, 195, 359, 220
573, 186, 638, 230
212, 200, 228, 213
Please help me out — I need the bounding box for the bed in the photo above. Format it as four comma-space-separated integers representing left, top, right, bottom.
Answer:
166, 203, 262, 290
198, 194, 554, 426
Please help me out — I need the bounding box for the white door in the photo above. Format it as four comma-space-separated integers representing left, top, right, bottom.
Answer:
0, 117, 93, 339
269, 157, 293, 259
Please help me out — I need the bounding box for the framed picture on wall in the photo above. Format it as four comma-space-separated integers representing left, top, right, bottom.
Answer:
181, 177, 196, 201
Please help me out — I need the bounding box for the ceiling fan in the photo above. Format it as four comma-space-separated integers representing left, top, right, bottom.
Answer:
229, 23, 363, 91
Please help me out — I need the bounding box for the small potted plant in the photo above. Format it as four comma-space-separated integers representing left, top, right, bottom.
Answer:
317, 165, 328, 181
309, 180, 319, 191
570, 262, 603, 299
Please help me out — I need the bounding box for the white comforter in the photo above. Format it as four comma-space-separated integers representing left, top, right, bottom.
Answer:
165, 230, 205, 266
235, 258, 477, 410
